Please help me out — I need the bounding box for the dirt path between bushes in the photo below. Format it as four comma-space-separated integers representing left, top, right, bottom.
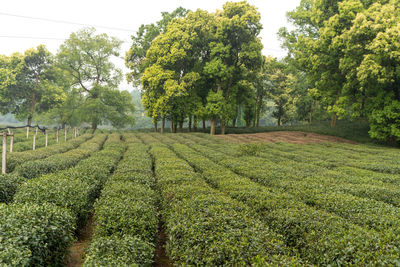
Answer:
64, 214, 95, 267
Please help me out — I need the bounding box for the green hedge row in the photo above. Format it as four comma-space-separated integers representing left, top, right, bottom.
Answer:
0, 203, 75, 266
15, 134, 107, 179
162, 134, 400, 265
7, 133, 92, 172
0, 134, 94, 203
14, 134, 124, 227
179, 134, 400, 208
142, 135, 300, 266
12, 133, 58, 152
84, 135, 157, 266
0, 134, 124, 265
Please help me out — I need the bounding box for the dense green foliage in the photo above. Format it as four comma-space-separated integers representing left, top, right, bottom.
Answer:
280, 0, 400, 143
84, 135, 157, 266
139, 133, 300, 265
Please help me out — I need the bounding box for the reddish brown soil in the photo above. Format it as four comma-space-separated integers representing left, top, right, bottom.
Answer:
216, 131, 357, 144
154, 222, 172, 267
65, 215, 95, 267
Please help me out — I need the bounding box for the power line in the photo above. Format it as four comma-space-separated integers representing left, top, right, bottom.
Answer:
0, 11, 136, 33
0, 35, 65, 41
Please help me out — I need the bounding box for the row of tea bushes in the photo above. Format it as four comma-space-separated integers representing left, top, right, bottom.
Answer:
179, 134, 400, 209
0, 134, 95, 203
6, 133, 93, 172
15, 134, 107, 179
163, 134, 400, 265
144, 136, 299, 266
0, 135, 125, 265
84, 135, 157, 266
14, 134, 124, 227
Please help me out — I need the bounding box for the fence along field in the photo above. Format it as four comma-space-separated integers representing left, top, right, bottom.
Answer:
1, 131, 400, 265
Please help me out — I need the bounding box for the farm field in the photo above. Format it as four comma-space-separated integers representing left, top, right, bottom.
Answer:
1, 131, 400, 266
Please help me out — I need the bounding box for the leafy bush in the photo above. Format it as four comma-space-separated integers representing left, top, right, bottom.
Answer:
0, 203, 75, 266
149, 143, 297, 266
85, 134, 157, 266
0, 174, 24, 203
83, 235, 154, 267
15, 134, 106, 179
6, 133, 92, 172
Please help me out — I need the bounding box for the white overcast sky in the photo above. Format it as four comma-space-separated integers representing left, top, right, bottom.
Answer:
0, 0, 300, 90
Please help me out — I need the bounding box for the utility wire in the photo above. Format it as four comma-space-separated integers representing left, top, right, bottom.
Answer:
0, 11, 136, 33
0, 35, 66, 41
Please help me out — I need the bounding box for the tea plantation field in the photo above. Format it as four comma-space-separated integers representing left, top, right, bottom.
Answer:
1, 131, 400, 266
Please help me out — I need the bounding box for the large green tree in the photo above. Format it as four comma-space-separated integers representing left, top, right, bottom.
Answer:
58, 27, 135, 130
0, 46, 64, 125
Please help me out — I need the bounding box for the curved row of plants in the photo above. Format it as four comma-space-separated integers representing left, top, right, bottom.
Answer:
159, 133, 400, 265
84, 134, 158, 266
187, 135, 400, 207
138, 133, 302, 266
15, 134, 107, 179
0, 134, 124, 266
6, 133, 93, 172
0, 134, 94, 203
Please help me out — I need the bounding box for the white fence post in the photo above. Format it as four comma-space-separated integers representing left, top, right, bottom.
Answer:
33, 134, 36, 150
2, 132, 7, 174
45, 130, 48, 147
10, 132, 13, 153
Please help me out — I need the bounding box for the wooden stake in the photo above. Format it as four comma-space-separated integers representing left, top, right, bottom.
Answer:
35, 127, 38, 135
45, 130, 48, 147
7, 128, 10, 135
10, 132, 13, 153
26, 126, 29, 139
2, 132, 6, 174
33, 134, 36, 150
74, 127, 77, 138
64, 127, 67, 142
56, 129, 59, 143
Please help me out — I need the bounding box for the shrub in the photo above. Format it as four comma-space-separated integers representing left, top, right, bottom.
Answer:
83, 235, 154, 267
0, 203, 75, 266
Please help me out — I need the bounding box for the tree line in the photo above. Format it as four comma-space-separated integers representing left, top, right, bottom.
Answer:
126, 0, 400, 143
0, 28, 135, 130
125, 2, 306, 135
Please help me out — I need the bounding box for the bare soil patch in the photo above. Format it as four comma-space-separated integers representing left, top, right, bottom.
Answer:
65, 214, 95, 267
216, 131, 357, 144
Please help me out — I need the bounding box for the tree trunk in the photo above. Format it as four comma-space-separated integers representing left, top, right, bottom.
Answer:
91, 121, 97, 131
188, 116, 192, 132
61, 121, 66, 129
210, 117, 216, 135
232, 118, 236, 128
256, 95, 262, 127
193, 116, 198, 132
154, 121, 158, 132
309, 100, 314, 124
173, 122, 177, 133
221, 119, 226, 135
331, 113, 337, 127
202, 119, 206, 132
170, 120, 174, 133
161, 117, 165, 134
278, 117, 281, 126
178, 121, 183, 132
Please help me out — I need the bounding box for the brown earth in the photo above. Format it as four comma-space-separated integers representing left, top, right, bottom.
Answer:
64, 214, 95, 267
216, 131, 357, 144
154, 222, 172, 267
